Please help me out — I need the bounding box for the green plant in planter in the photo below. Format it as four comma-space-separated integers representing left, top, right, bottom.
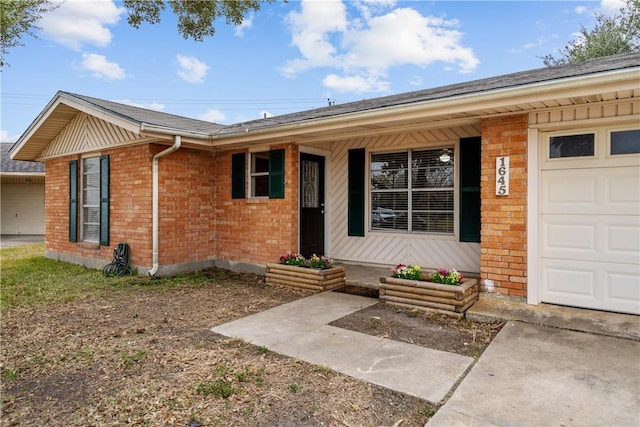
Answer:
391, 264, 422, 280
430, 267, 464, 285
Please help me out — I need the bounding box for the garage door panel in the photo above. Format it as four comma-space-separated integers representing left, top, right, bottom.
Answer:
543, 261, 596, 298
542, 259, 639, 314
607, 221, 640, 257
541, 167, 640, 215
541, 170, 597, 213
607, 167, 640, 207
542, 214, 639, 264
605, 269, 640, 303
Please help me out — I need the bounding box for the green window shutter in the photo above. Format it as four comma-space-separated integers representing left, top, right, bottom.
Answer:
69, 160, 78, 243
231, 153, 246, 199
268, 149, 285, 199
459, 137, 481, 243
348, 148, 365, 237
99, 155, 110, 246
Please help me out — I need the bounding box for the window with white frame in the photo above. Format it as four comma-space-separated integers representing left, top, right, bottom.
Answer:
250, 151, 269, 197
82, 157, 100, 242
370, 148, 454, 234
610, 129, 640, 155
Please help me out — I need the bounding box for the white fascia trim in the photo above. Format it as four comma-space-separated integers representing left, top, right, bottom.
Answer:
210, 68, 640, 144
139, 123, 215, 141
527, 127, 540, 305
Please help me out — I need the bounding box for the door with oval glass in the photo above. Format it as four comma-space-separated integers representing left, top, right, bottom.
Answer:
300, 153, 325, 258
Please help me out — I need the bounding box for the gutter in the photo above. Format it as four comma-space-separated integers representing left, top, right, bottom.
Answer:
206, 67, 640, 143
148, 135, 181, 276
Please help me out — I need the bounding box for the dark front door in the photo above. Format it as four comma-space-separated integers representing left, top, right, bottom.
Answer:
300, 153, 325, 258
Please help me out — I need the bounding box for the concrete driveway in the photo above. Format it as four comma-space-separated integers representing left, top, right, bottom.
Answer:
0, 234, 44, 248
428, 320, 640, 426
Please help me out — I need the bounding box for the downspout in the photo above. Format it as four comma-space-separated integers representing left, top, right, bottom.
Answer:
148, 135, 182, 276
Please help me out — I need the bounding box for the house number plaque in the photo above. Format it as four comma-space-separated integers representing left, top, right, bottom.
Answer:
496, 156, 509, 196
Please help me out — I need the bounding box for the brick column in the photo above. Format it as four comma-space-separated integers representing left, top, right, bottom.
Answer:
480, 114, 528, 296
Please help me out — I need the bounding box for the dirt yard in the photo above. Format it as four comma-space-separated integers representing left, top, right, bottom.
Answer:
1, 268, 503, 426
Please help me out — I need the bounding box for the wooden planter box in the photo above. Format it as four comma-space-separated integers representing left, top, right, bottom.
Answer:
380, 276, 479, 318
266, 263, 346, 292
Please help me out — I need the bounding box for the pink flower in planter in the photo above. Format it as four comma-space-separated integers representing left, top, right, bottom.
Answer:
430, 267, 464, 285
391, 264, 422, 280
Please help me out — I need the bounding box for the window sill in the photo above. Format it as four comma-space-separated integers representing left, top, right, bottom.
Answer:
367, 230, 457, 241
246, 198, 270, 204
77, 241, 101, 250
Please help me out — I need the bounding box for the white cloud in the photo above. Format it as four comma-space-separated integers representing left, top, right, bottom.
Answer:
113, 99, 166, 111
600, 0, 624, 15
176, 55, 209, 84
574, 6, 588, 14
40, 0, 123, 50
509, 36, 546, 53
79, 53, 125, 80
323, 73, 390, 93
235, 14, 253, 37
282, 0, 348, 75
1, 130, 21, 143
197, 109, 226, 123
282, 0, 479, 94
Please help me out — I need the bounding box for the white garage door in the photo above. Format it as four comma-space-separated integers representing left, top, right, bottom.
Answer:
540, 126, 640, 315
1, 183, 45, 234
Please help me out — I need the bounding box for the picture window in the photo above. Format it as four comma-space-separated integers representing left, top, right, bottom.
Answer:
370, 148, 454, 234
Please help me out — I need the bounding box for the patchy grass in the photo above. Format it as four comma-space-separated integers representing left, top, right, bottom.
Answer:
0, 244, 232, 311
0, 244, 437, 426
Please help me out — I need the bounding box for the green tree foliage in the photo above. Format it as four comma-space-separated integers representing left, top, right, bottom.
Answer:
123, 0, 276, 41
543, 0, 640, 66
0, 0, 59, 68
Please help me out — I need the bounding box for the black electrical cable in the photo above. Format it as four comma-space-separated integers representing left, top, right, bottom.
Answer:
103, 243, 132, 277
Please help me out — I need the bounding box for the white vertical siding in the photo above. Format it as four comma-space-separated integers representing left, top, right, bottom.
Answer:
328, 125, 481, 273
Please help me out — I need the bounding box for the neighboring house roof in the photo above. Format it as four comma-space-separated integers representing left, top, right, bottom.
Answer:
1, 143, 44, 173
11, 52, 640, 161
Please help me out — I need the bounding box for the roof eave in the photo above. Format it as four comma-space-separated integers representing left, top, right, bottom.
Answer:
208, 67, 640, 146
10, 92, 145, 161
139, 122, 216, 141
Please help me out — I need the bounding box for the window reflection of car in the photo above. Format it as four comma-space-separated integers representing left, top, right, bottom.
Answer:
372, 207, 396, 222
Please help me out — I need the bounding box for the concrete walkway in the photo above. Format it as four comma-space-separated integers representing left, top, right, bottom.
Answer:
212, 291, 474, 404
429, 321, 640, 427
213, 290, 640, 426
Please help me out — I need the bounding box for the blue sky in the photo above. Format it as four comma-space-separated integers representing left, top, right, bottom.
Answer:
0, 0, 623, 143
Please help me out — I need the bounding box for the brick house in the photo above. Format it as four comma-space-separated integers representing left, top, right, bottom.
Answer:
10, 52, 640, 315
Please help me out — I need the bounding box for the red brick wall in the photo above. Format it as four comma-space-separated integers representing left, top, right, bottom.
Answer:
213, 144, 300, 264
153, 145, 217, 265
45, 143, 300, 271
480, 114, 528, 296
45, 145, 153, 267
